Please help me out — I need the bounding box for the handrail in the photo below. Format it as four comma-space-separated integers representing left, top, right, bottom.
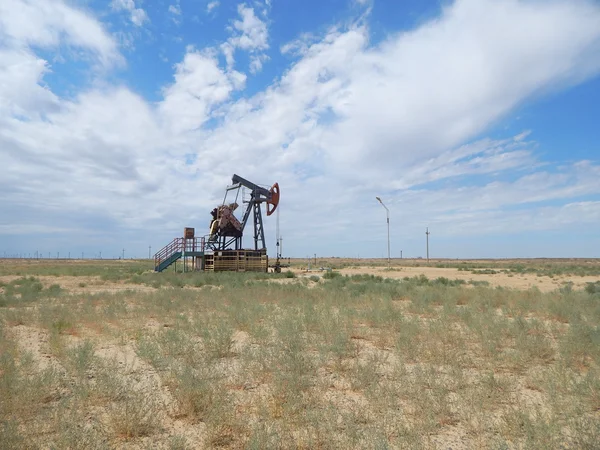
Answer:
154, 237, 205, 270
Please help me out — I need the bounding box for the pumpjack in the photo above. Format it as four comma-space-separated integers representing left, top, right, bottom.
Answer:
154, 174, 280, 273
207, 174, 280, 252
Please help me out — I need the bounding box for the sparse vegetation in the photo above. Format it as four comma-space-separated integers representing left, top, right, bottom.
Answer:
0, 258, 599, 448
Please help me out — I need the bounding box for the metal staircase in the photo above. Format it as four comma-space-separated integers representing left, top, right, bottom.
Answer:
154, 237, 205, 272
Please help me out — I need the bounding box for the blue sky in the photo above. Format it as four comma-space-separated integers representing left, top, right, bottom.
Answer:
1, 0, 599, 259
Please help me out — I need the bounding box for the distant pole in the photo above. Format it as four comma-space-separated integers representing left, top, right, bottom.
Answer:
149, 245, 152, 259
401, 250, 403, 259
314, 253, 316, 266
100, 251, 102, 260
376, 197, 391, 268
122, 248, 125, 260
426, 227, 430, 263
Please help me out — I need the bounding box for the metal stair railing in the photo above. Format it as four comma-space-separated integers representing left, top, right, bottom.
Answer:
154, 238, 183, 271
154, 237, 206, 271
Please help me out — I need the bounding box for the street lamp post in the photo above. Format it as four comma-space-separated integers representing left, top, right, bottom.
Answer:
375, 197, 390, 268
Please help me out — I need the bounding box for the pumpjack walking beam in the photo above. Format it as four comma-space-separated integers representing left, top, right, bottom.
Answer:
229, 174, 280, 251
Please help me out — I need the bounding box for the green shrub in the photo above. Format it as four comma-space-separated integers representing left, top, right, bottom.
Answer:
584, 282, 600, 295
323, 270, 341, 279
46, 284, 62, 297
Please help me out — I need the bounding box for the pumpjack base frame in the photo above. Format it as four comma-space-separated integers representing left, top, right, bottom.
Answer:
204, 249, 268, 273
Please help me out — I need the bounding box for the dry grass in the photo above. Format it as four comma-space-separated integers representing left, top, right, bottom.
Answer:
0, 259, 599, 448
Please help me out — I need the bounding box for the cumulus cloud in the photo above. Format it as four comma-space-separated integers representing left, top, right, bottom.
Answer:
111, 0, 148, 27
159, 50, 247, 134
207, 1, 220, 13
2, 0, 600, 257
221, 4, 270, 73
0, 0, 121, 67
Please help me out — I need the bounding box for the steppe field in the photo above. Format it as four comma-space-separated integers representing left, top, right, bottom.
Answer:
1, 258, 599, 449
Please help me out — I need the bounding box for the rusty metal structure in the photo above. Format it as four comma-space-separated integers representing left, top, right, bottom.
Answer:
154, 174, 280, 273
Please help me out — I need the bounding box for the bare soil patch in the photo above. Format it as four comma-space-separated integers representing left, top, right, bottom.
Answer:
291, 264, 599, 292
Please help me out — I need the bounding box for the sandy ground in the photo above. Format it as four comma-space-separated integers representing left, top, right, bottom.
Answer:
292, 266, 599, 292
0, 275, 157, 295
2, 260, 598, 448
2, 265, 598, 295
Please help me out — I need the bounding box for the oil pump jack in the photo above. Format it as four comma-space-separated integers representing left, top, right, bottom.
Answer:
153, 174, 280, 273
207, 174, 280, 252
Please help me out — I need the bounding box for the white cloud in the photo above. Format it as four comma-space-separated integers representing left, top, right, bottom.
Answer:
0, 0, 121, 121
207, 1, 220, 13
111, 0, 148, 27
0, 0, 121, 68
0, 49, 59, 119
168, 2, 182, 25
249, 53, 269, 74
159, 50, 247, 134
221, 4, 269, 72
230, 5, 269, 51
2, 0, 600, 257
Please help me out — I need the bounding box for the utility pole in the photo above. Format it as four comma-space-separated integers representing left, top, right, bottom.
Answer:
148, 245, 152, 259
426, 227, 430, 263
401, 250, 403, 259
122, 248, 125, 260
99, 251, 102, 260
376, 197, 391, 268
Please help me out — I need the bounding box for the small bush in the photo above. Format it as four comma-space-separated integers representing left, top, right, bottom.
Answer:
46, 284, 62, 297
349, 274, 384, 283
284, 270, 296, 278
584, 282, 600, 295
109, 389, 161, 440
323, 271, 341, 279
